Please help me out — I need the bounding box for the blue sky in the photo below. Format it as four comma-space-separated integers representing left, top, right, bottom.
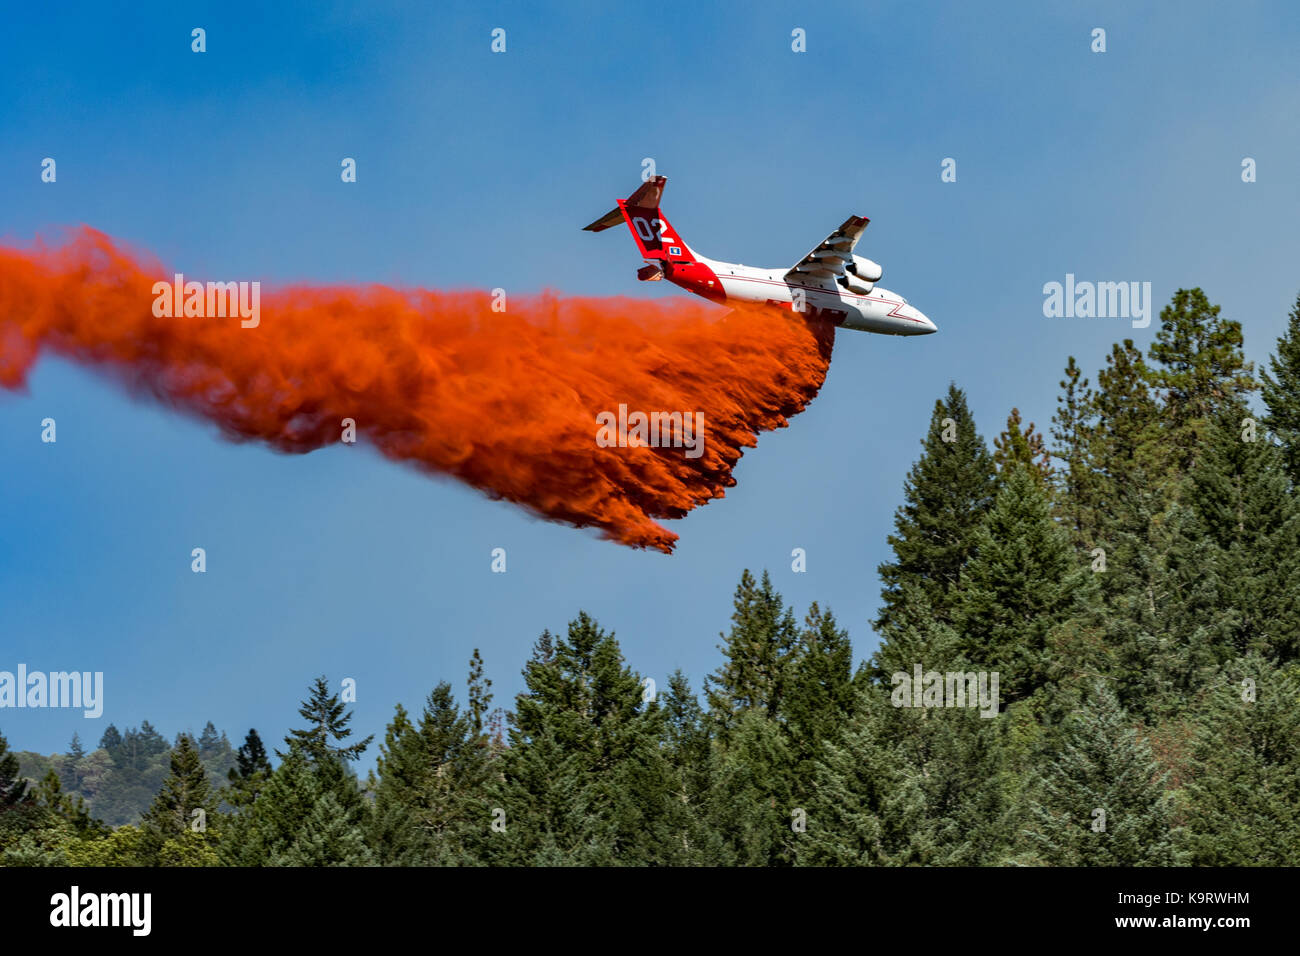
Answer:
2, 0, 1298, 766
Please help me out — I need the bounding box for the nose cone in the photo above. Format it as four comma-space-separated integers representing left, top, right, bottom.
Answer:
905, 306, 937, 335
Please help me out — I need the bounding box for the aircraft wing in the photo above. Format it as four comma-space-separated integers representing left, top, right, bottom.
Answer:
783, 215, 869, 283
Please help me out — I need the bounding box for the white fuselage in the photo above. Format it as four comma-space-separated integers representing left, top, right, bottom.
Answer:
688, 253, 937, 336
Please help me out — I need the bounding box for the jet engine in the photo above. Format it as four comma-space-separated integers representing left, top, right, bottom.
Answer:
842, 255, 883, 294
848, 256, 883, 281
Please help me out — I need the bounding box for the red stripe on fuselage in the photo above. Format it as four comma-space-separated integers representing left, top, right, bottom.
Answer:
707, 272, 924, 324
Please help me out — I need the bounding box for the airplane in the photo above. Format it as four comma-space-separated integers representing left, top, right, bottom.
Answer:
583, 176, 936, 336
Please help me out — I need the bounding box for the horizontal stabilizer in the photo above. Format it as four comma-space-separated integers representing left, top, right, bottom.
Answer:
583, 206, 623, 232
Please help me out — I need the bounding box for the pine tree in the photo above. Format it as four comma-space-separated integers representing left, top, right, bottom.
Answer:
808, 645, 1015, 867
1179, 404, 1300, 662
870, 590, 965, 688
706, 570, 799, 736
135, 721, 169, 759
1181, 657, 1300, 865
369, 679, 489, 866
33, 769, 101, 837
232, 728, 272, 780
1050, 356, 1099, 546
0, 730, 31, 808
1261, 290, 1300, 484
196, 722, 221, 760
1049, 298, 1258, 719
707, 709, 796, 866
452, 650, 501, 863
783, 603, 855, 799
98, 724, 122, 758
797, 684, 912, 866
63, 733, 85, 794
0, 737, 65, 863
1079, 345, 1169, 712
222, 742, 369, 866
1021, 681, 1177, 865
701, 571, 805, 865
283, 675, 373, 762
489, 613, 678, 865
662, 672, 710, 798
875, 383, 997, 647
1092, 340, 1161, 492
226, 728, 273, 809
1147, 288, 1257, 478
368, 703, 420, 863
466, 648, 493, 738
271, 791, 375, 866
486, 719, 577, 866
138, 734, 214, 864
893, 706, 1013, 865
409, 685, 477, 864
2, 770, 81, 866
952, 464, 1086, 705
1111, 404, 1300, 719
993, 407, 1053, 487
660, 671, 720, 864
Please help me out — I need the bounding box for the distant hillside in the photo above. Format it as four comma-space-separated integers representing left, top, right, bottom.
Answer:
17, 721, 237, 827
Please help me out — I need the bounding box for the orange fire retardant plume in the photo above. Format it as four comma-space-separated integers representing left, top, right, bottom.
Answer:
0, 227, 834, 552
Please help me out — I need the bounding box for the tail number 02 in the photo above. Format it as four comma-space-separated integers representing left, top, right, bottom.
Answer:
632, 216, 672, 244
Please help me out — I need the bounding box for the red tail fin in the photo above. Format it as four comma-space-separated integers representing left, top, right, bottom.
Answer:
583, 176, 695, 264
